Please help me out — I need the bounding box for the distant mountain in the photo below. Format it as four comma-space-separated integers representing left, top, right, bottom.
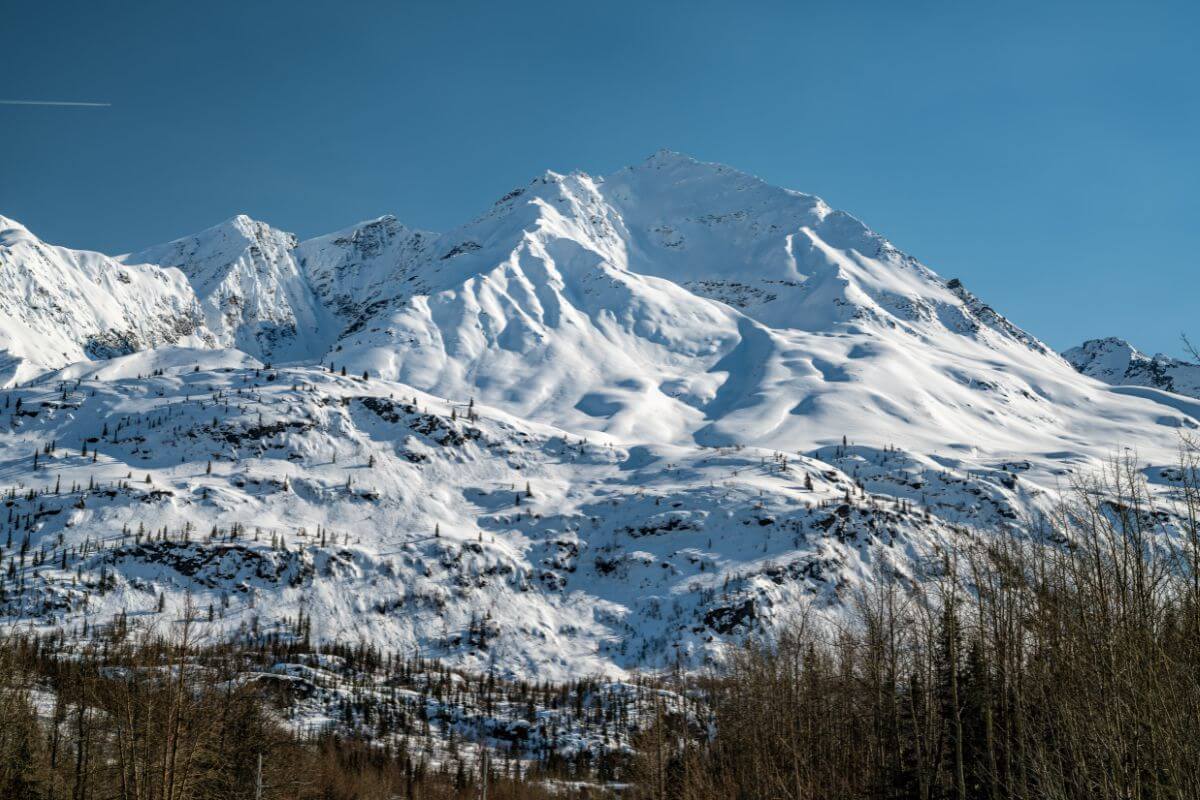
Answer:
120, 213, 436, 364
1064, 337, 1200, 400
0, 215, 208, 384
0, 153, 1196, 678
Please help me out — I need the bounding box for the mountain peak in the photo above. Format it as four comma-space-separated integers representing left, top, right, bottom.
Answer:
642, 148, 700, 166
1064, 337, 1140, 368
311, 214, 417, 243
0, 214, 207, 380
619, 149, 745, 181
0, 214, 31, 237
122, 214, 297, 268
1064, 337, 1200, 398
227, 212, 256, 227
296, 214, 435, 323
123, 215, 322, 361
208, 213, 293, 245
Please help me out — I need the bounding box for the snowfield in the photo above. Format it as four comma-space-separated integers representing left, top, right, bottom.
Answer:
0, 151, 1196, 679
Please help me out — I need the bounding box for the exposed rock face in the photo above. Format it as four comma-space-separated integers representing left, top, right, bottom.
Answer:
1064, 337, 1200, 399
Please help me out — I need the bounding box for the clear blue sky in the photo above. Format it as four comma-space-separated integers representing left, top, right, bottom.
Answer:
2, 0, 1196, 356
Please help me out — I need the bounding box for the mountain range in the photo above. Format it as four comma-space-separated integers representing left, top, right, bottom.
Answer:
0, 151, 1196, 678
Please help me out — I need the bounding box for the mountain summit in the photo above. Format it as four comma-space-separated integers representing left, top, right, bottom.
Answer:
316, 153, 1095, 452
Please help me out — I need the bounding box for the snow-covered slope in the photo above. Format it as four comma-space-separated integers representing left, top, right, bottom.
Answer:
1, 152, 1196, 679
123, 215, 333, 363
0, 215, 209, 385
1064, 337, 1200, 399
0, 350, 1192, 679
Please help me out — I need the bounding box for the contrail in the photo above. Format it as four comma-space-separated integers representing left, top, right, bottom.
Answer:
0, 99, 111, 107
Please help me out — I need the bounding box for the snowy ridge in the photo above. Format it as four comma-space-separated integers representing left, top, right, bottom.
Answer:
328, 152, 1132, 457
0, 215, 209, 385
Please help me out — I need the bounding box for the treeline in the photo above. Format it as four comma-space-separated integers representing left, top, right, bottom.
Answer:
0, 617, 615, 799
632, 451, 1200, 800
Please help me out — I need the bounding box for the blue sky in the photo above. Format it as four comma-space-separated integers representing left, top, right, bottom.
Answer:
2, 0, 1196, 356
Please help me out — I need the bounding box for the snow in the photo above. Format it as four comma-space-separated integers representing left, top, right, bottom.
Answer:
0, 152, 1197, 679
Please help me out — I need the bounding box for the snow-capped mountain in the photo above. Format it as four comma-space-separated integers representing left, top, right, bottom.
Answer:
0, 215, 209, 385
122, 215, 333, 363
1064, 337, 1200, 400
1, 152, 1197, 679
327, 152, 1138, 456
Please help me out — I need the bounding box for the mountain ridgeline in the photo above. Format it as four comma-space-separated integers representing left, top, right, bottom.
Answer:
0, 151, 1196, 680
